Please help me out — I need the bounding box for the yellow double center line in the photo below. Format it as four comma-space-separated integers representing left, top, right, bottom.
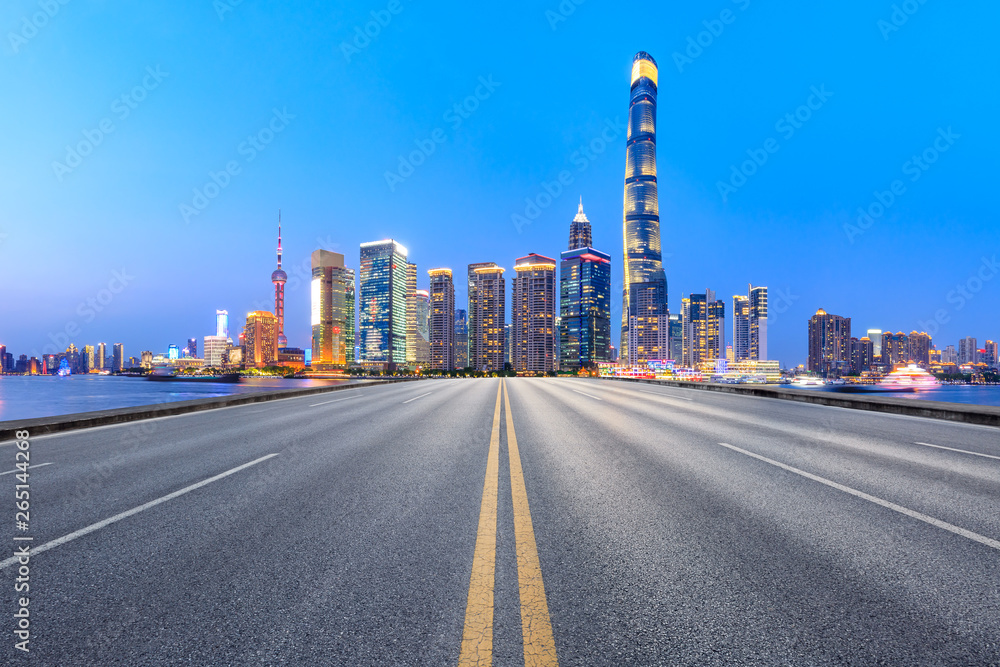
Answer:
458, 380, 558, 667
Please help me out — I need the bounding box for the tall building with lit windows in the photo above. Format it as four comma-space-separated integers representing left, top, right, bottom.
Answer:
749, 285, 768, 361
568, 198, 593, 250
414, 290, 431, 366
406, 262, 419, 367
112, 343, 124, 372
82, 345, 95, 373
682, 291, 724, 368
216, 310, 230, 339
513, 254, 557, 374
468, 263, 506, 372
360, 240, 408, 369
96, 343, 106, 370
244, 311, 278, 368
560, 230, 611, 372
732, 295, 750, 361
808, 309, 851, 376
621, 51, 667, 365
428, 269, 455, 371
455, 309, 469, 369
311, 249, 355, 368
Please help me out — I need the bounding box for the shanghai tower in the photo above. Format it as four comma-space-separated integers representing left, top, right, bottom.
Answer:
621, 51, 668, 364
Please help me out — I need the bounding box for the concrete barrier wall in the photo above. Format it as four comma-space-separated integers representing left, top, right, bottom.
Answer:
0, 378, 424, 442
599, 377, 1000, 428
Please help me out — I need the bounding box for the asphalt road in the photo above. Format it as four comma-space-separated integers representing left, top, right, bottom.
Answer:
2, 378, 998, 665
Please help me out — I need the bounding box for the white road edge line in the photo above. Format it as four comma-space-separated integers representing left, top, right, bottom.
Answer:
309, 395, 360, 407
402, 392, 434, 404
638, 390, 693, 402
572, 389, 603, 401
0, 453, 280, 570
717, 442, 1000, 552
0, 462, 54, 476
914, 442, 1000, 461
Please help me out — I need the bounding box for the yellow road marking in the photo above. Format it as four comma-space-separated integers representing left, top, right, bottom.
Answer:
458, 381, 503, 666
503, 380, 559, 667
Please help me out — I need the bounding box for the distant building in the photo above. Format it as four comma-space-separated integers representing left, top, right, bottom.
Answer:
867, 329, 884, 361
882, 332, 909, 367
667, 313, 682, 362
681, 290, 725, 368
454, 309, 469, 369
428, 269, 455, 371
468, 263, 506, 372
560, 244, 611, 371
167, 344, 179, 360
186, 338, 197, 360
82, 345, 95, 373
732, 295, 750, 362
360, 240, 408, 369
984, 340, 998, 368
406, 262, 419, 368
312, 249, 356, 368
96, 343, 106, 370
244, 311, 278, 368
749, 285, 768, 361
414, 290, 431, 366
216, 310, 229, 339
203, 335, 228, 368
851, 337, 873, 374
140, 351, 153, 369
959, 337, 979, 364
513, 254, 557, 374
272, 218, 288, 348
568, 198, 593, 250
808, 309, 851, 375
113, 343, 124, 372
907, 331, 932, 367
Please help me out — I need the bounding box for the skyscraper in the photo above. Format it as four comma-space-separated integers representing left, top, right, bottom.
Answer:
983, 340, 998, 368
82, 345, 95, 373
96, 343, 106, 370
732, 295, 750, 361
513, 254, 557, 374
203, 335, 228, 368
428, 269, 455, 371
454, 309, 469, 369
959, 337, 978, 364
749, 285, 768, 361
568, 198, 592, 250
216, 310, 230, 338
187, 338, 198, 359
808, 309, 852, 375
272, 216, 288, 348
867, 329, 883, 360
406, 262, 419, 368
907, 331, 932, 367
560, 245, 611, 371
113, 343, 124, 372
414, 290, 431, 366
360, 240, 408, 369
245, 311, 278, 368
469, 263, 506, 372
621, 51, 667, 365
681, 291, 724, 367
311, 249, 356, 368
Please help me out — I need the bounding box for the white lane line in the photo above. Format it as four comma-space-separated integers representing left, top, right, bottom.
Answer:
717, 442, 1000, 552
0, 453, 279, 570
572, 389, 603, 401
0, 462, 54, 476
914, 442, 1000, 461
309, 395, 360, 407
638, 389, 694, 402
402, 392, 434, 404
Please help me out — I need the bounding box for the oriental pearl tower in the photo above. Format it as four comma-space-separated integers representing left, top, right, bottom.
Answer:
272, 212, 288, 348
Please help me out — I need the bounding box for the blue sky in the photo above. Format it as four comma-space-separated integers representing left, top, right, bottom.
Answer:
2, 0, 997, 365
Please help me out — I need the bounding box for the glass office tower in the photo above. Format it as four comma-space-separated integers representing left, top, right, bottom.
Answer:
621, 51, 668, 365
360, 240, 408, 368
560, 248, 611, 371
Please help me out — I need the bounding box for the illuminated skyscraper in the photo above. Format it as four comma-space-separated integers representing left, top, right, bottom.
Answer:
808, 309, 851, 375
428, 269, 455, 371
186, 338, 198, 359
468, 263, 506, 372
245, 311, 278, 368
560, 245, 611, 371
360, 240, 408, 368
217, 310, 229, 339
272, 215, 288, 348
113, 343, 124, 372
749, 285, 768, 361
311, 250, 356, 368
203, 335, 228, 368
732, 295, 750, 361
513, 254, 557, 374
621, 51, 667, 365
414, 290, 431, 366
454, 309, 469, 369
959, 337, 978, 364
168, 344, 179, 360
82, 345, 95, 373
96, 343, 106, 370
406, 262, 419, 367
682, 291, 725, 367
907, 331, 932, 366
568, 198, 592, 250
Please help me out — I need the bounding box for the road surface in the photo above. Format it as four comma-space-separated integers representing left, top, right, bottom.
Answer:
2, 378, 998, 665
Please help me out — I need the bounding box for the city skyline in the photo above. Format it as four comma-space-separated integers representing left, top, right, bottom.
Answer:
3, 3, 998, 364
